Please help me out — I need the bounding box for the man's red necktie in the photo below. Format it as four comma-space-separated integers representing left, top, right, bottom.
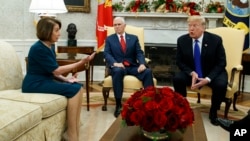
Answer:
120, 35, 126, 53
120, 35, 130, 66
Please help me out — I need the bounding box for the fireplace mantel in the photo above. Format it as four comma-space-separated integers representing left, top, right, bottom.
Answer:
113, 12, 224, 44
113, 12, 224, 18
113, 12, 224, 29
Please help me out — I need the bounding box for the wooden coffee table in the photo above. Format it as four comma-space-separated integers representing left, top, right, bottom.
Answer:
100, 108, 207, 141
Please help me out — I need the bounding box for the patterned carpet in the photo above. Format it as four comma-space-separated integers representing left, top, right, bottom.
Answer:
80, 84, 249, 141
83, 83, 248, 120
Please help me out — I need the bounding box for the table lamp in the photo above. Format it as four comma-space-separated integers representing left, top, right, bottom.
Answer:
29, 0, 68, 17
29, 0, 68, 53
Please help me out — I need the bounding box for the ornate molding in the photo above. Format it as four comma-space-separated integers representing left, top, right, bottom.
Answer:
113, 12, 224, 29
113, 12, 224, 18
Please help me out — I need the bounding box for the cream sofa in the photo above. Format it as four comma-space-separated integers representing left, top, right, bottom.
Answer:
0, 41, 67, 141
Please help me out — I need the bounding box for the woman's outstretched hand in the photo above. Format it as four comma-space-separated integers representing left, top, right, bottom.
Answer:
81, 52, 96, 64
86, 52, 96, 61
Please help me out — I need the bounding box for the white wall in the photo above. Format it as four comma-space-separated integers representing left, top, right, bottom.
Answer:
0, 0, 105, 81
0, 0, 227, 41
0, 0, 98, 42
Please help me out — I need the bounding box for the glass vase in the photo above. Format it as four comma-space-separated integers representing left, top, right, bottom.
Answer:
142, 129, 169, 140
142, 128, 185, 141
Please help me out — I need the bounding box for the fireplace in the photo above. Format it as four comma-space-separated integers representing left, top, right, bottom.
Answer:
145, 43, 179, 85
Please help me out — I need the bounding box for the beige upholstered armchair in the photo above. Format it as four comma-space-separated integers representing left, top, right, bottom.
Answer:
102, 25, 157, 111
187, 27, 245, 118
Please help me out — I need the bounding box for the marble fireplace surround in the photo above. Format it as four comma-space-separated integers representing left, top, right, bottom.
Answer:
113, 12, 224, 45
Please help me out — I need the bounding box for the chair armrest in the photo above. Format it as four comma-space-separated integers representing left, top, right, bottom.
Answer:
103, 59, 111, 77
228, 65, 243, 88
234, 65, 243, 71
145, 58, 151, 64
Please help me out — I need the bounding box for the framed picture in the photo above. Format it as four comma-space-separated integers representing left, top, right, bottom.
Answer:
64, 0, 90, 13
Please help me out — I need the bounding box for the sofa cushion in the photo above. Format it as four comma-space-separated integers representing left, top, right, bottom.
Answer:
0, 89, 67, 118
0, 41, 23, 91
0, 99, 42, 141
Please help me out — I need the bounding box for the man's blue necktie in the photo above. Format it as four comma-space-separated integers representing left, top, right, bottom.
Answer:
194, 40, 203, 78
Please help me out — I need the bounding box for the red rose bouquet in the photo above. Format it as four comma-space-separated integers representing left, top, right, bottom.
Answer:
121, 86, 194, 133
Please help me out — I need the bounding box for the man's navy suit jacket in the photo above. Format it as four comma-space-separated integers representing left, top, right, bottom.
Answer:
104, 33, 146, 68
176, 31, 227, 81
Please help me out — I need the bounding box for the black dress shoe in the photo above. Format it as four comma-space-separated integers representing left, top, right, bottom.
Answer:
114, 105, 122, 118
210, 117, 219, 126
209, 111, 219, 126
216, 118, 234, 132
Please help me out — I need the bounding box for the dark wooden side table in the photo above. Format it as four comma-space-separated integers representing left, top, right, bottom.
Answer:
100, 108, 207, 141
57, 46, 94, 111
57, 46, 95, 84
56, 55, 91, 111
239, 48, 250, 93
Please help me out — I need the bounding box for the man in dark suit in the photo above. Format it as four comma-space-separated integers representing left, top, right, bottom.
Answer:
217, 110, 250, 141
173, 16, 228, 126
104, 17, 154, 117
217, 109, 250, 131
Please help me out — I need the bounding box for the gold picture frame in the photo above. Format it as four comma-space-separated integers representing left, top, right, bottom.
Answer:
64, 0, 90, 13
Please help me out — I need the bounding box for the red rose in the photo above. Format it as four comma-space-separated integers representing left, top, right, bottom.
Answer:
121, 87, 194, 132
